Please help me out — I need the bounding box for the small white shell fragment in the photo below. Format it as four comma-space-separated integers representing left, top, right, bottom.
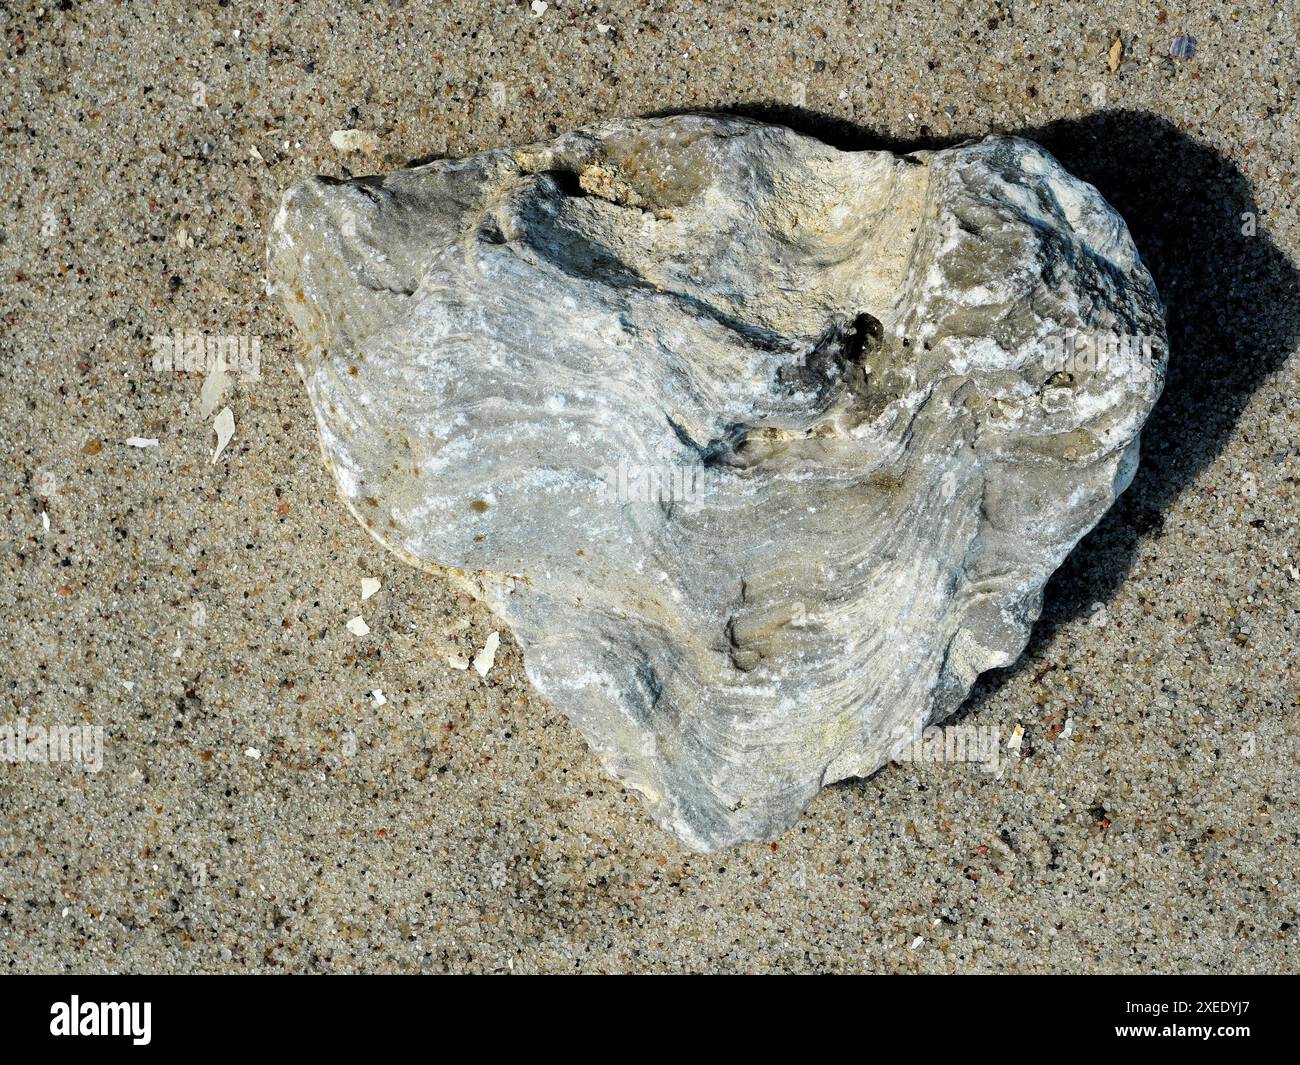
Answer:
330, 128, 380, 153
346, 615, 370, 637
446, 654, 470, 671
371, 688, 386, 706
1008, 723, 1025, 752
244, 747, 261, 759
1060, 718, 1073, 740
472, 630, 500, 677
361, 577, 381, 600
909, 936, 924, 950
211, 406, 235, 464
41, 511, 50, 532
200, 358, 229, 418
125, 437, 159, 448
530, 0, 548, 15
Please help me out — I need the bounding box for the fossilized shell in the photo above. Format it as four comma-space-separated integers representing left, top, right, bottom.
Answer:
269, 114, 1165, 850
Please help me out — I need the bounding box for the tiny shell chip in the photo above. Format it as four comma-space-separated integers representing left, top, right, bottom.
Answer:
330, 129, 380, 153
472, 631, 500, 677
212, 406, 235, 464
200, 358, 230, 418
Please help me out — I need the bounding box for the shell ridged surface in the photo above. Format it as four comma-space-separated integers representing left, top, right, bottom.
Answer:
269, 115, 1165, 850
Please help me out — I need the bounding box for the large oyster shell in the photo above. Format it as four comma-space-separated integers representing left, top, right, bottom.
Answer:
269, 114, 1165, 850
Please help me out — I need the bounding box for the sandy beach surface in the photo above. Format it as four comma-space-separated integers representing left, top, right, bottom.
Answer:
1, 0, 1296, 973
